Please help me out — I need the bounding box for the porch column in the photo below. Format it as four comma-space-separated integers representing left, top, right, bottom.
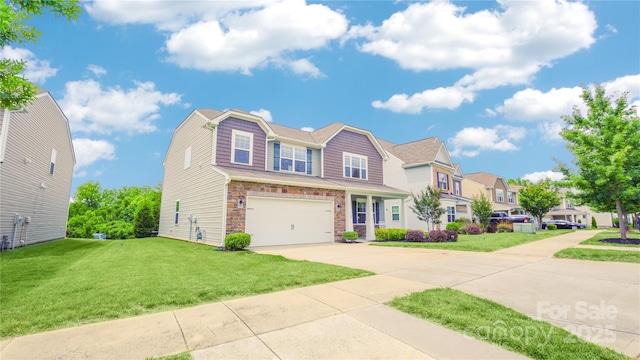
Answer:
345, 193, 354, 232
401, 197, 407, 229
366, 195, 375, 240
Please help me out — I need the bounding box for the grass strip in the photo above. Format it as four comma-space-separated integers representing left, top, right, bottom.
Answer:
146, 352, 193, 360
555, 248, 640, 263
1, 238, 372, 338
388, 288, 627, 360
371, 230, 574, 252
579, 231, 640, 248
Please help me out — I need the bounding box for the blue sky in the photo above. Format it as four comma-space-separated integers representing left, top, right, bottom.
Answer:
4, 0, 639, 195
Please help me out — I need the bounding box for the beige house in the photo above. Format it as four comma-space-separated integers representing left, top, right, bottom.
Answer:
0, 87, 75, 248
462, 172, 524, 215
544, 188, 614, 227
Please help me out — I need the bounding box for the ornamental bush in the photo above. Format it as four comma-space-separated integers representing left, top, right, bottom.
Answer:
406, 229, 426, 242
445, 230, 459, 242
387, 228, 407, 241
591, 217, 598, 229
445, 222, 461, 232
428, 230, 448, 242
375, 228, 389, 241
546, 224, 558, 230
465, 224, 482, 235
456, 217, 472, 225
343, 231, 358, 242
486, 223, 498, 233
497, 221, 513, 233
225, 232, 251, 250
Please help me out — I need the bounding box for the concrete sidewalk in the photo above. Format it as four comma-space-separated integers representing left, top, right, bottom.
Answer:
0, 275, 526, 360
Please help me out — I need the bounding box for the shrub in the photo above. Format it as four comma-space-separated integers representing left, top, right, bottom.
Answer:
546, 224, 558, 230
342, 231, 358, 242
387, 228, 407, 241
133, 201, 155, 238
445, 222, 461, 231
406, 230, 426, 242
375, 228, 389, 241
497, 221, 513, 233
591, 217, 598, 229
444, 230, 458, 242
225, 233, 251, 250
465, 224, 482, 235
428, 230, 448, 242
456, 217, 472, 225
486, 223, 498, 233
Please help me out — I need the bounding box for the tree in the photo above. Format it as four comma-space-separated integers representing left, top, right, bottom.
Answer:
74, 181, 102, 209
409, 186, 445, 231
133, 201, 155, 238
508, 178, 532, 186
1, 0, 81, 109
471, 192, 492, 229
518, 179, 560, 228
560, 85, 640, 240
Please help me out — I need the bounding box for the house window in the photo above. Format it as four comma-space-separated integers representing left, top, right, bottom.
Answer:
392, 206, 400, 221
507, 192, 514, 204
232, 130, 253, 165
344, 153, 367, 180
279, 145, 308, 173
49, 148, 57, 175
175, 201, 180, 225
496, 189, 504, 202
447, 206, 456, 222
437, 172, 449, 190
567, 200, 573, 208
355, 200, 376, 224
184, 146, 191, 169
454, 181, 461, 196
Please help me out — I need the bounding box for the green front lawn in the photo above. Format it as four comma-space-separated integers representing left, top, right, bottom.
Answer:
554, 248, 640, 263
371, 230, 574, 252
0, 238, 372, 338
388, 288, 627, 360
579, 230, 640, 248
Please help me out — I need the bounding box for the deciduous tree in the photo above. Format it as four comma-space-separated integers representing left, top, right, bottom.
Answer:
409, 186, 445, 231
518, 179, 560, 228
471, 192, 493, 229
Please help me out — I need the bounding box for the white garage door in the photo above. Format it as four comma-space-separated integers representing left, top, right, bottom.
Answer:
245, 197, 333, 247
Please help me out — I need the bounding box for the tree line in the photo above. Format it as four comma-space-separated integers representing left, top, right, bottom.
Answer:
67, 181, 161, 239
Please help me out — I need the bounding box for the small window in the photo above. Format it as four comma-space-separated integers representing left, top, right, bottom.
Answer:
184, 146, 192, 169
496, 189, 504, 202
344, 153, 367, 180
437, 172, 449, 190
507, 192, 514, 204
392, 205, 400, 221
232, 130, 253, 165
454, 181, 461, 196
175, 201, 180, 225
49, 148, 57, 175
447, 206, 455, 222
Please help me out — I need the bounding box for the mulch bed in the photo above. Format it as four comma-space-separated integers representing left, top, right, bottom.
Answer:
599, 238, 640, 245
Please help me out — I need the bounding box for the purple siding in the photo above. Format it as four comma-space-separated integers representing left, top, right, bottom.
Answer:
324, 130, 383, 185
216, 117, 266, 171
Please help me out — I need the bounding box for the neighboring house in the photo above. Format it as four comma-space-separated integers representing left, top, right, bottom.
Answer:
0, 86, 75, 248
544, 188, 614, 227
462, 172, 524, 216
159, 109, 408, 246
380, 137, 472, 230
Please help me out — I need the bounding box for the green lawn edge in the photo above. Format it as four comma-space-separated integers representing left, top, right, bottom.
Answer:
1, 238, 373, 338
579, 231, 640, 248
388, 288, 627, 360
554, 248, 640, 263
370, 230, 574, 252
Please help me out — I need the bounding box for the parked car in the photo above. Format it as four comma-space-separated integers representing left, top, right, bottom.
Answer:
542, 220, 586, 229
490, 212, 535, 224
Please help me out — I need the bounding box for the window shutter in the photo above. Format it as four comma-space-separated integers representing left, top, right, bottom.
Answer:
375, 202, 380, 224
273, 142, 280, 171
352, 201, 357, 224
306, 148, 312, 174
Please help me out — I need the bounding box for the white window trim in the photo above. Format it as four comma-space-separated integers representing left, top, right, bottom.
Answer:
184, 146, 192, 169
231, 129, 253, 166
175, 200, 180, 225
279, 144, 307, 173
391, 205, 400, 221
437, 172, 449, 190
447, 206, 456, 222
343, 152, 368, 180
50, 148, 57, 175
355, 198, 376, 224
496, 189, 505, 202
507, 192, 514, 204
454, 181, 461, 195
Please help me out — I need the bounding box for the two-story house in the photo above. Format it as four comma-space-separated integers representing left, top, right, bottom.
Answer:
462, 172, 524, 215
544, 188, 613, 227
0, 86, 75, 248
158, 109, 408, 247
380, 137, 472, 230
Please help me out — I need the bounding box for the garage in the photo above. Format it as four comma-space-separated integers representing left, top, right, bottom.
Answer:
244, 197, 334, 247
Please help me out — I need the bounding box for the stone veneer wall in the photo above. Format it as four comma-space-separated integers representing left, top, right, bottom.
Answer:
226, 181, 346, 241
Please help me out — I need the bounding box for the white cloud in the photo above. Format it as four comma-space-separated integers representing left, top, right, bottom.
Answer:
448, 125, 526, 157
72, 138, 116, 173
250, 108, 273, 122
350, 0, 596, 113
59, 79, 182, 135
300, 127, 314, 132
373, 86, 475, 113
89, 0, 348, 75
603, 74, 640, 104
538, 122, 564, 141
0, 46, 58, 84
522, 171, 565, 183
87, 64, 107, 77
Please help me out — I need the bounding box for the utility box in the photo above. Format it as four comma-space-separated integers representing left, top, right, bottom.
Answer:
513, 223, 536, 234
93, 233, 106, 239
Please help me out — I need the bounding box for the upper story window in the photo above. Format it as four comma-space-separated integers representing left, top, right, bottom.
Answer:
344, 153, 367, 180
184, 146, 191, 169
437, 172, 449, 190
49, 148, 57, 175
567, 200, 573, 208
507, 192, 514, 204
275, 144, 311, 174
232, 130, 253, 165
496, 189, 505, 202
454, 180, 461, 196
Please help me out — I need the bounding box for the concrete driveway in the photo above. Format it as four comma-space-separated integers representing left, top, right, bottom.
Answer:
254, 230, 640, 357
